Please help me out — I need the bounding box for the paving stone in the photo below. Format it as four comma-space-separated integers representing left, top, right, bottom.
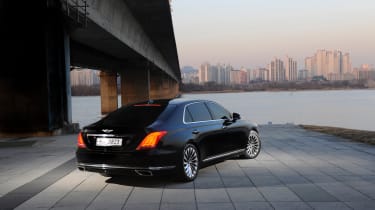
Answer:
227, 187, 265, 202
258, 186, 301, 202
194, 176, 224, 189
160, 203, 197, 210
126, 187, 163, 204
86, 184, 132, 210
164, 181, 194, 189
233, 202, 273, 210
249, 175, 283, 187
15, 170, 88, 210
276, 175, 309, 185
161, 189, 195, 203
195, 188, 230, 203
288, 183, 338, 202
345, 201, 375, 210
197, 166, 219, 177
221, 176, 253, 188
197, 202, 234, 210
308, 202, 352, 210
2, 125, 375, 210
270, 202, 312, 210
123, 203, 160, 210
317, 182, 371, 202
335, 176, 375, 199
241, 167, 272, 177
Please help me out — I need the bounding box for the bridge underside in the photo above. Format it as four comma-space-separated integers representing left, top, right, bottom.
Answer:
0, 0, 180, 135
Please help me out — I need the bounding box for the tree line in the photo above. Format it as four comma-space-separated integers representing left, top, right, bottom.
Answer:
71, 80, 374, 96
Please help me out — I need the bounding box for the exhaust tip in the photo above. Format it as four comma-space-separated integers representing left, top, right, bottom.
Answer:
135, 170, 153, 176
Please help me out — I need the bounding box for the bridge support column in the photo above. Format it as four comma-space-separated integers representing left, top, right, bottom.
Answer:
150, 71, 179, 100
0, 1, 77, 136
100, 71, 118, 115
120, 70, 149, 106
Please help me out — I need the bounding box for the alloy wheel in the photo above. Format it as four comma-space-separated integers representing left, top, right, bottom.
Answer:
183, 144, 199, 180
246, 131, 260, 159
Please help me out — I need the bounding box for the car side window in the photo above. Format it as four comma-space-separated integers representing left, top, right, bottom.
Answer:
185, 102, 212, 122
206, 102, 232, 120
184, 108, 193, 123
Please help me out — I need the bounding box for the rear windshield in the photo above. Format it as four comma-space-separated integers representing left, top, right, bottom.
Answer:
99, 104, 168, 128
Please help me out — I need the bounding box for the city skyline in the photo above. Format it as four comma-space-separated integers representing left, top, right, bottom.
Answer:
181, 50, 375, 85
172, 0, 375, 69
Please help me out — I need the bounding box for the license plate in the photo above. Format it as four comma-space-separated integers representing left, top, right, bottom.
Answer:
96, 138, 122, 147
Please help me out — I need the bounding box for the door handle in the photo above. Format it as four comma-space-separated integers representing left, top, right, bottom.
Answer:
222, 126, 227, 129
192, 130, 200, 134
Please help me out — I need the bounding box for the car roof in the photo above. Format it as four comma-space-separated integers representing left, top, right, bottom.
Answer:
168, 98, 208, 105
133, 98, 213, 106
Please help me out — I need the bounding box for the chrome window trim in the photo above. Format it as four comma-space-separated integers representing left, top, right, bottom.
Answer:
183, 101, 223, 125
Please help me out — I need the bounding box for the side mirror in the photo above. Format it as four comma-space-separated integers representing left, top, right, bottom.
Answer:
222, 116, 232, 126
233, 112, 241, 121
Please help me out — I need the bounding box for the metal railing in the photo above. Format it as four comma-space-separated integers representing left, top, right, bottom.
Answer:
61, 0, 89, 27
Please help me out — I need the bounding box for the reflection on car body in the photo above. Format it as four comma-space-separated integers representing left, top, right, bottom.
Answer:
76, 98, 261, 181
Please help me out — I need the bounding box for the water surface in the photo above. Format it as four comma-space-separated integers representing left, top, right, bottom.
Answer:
72, 89, 375, 131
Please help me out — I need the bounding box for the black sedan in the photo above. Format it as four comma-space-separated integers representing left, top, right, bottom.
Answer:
76, 99, 261, 181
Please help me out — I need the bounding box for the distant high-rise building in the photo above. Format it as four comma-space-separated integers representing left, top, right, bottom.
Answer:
181, 66, 199, 84
230, 70, 247, 84
342, 53, 352, 74
252, 68, 269, 81
199, 62, 210, 83
306, 49, 352, 80
298, 69, 309, 80
198, 63, 234, 84
224, 64, 232, 85
216, 64, 232, 85
209, 65, 218, 82
246, 69, 253, 82
360, 64, 374, 70
285, 56, 297, 81
269, 58, 285, 81
315, 49, 328, 78
327, 50, 342, 80
305, 56, 317, 76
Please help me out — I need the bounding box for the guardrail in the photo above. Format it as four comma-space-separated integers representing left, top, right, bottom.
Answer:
61, 0, 89, 27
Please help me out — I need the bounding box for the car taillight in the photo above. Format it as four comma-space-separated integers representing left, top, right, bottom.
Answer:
136, 131, 167, 150
77, 132, 86, 149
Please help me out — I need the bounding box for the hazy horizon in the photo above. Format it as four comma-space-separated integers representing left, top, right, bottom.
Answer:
172, 0, 375, 70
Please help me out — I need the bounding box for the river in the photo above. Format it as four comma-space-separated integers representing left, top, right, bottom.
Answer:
72, 89, 375, 131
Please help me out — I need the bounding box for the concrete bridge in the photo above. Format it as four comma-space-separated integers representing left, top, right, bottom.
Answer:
0, 0, 180, 135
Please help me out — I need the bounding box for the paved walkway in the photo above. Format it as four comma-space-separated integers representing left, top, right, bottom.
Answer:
0, 125, 374, 210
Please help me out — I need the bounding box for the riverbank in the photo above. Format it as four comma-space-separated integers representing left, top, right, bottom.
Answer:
181, 87, 372, 94
300, 125, 375, 145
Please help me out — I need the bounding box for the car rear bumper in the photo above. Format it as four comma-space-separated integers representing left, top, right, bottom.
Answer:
77, 162, 176, 176
76, 149, 178, 176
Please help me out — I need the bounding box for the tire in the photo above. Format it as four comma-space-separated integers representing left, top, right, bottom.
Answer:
242, 130, 261, 159
176, 143, 199, 182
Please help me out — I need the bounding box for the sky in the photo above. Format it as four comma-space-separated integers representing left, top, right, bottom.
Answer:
171, 0, 375, 70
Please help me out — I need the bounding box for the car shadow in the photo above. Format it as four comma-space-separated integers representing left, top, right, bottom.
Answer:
105, 175, 182, 188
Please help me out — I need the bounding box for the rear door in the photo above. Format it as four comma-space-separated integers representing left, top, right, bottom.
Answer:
185, 102, 224, 159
